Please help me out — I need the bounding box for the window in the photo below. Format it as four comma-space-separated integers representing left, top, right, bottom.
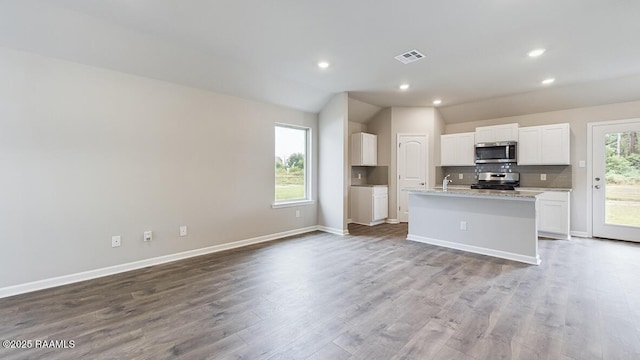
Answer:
274, 124, 310, 204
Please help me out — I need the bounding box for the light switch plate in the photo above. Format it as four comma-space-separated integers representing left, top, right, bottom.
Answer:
579, 160, 586, 168
540, 174, 547, 181
179, 226, 187, 237
144, 231, 152, 242
458, 174, 464, 180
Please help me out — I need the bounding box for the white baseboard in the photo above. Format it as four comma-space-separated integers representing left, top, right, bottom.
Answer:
386, 219, 400, 224
350, 220, 386, 226
570, 231, 590, 238
317, 226, 349, 236
0, 226, 319, 299
407, 234, 541, 266
538, 231, 571, 240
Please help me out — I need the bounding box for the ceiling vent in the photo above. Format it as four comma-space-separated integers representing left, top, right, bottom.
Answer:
394, 49, 426, 64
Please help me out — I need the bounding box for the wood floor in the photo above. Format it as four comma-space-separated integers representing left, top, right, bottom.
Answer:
1, 224, 640, 360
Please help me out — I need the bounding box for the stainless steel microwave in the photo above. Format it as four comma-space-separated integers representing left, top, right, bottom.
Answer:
475, 141, 517, 163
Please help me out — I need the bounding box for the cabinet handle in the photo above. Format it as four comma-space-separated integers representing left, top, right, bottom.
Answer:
419, 182, 425, 185
594, 185, 601, 189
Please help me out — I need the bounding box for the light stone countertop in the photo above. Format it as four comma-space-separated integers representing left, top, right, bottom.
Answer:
408, 188, 542, 201
515, 187, 572, 192
436, 185, 572, 192
351, 184, 388, 187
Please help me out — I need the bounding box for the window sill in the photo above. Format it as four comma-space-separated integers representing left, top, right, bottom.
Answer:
272, 200, 316, 209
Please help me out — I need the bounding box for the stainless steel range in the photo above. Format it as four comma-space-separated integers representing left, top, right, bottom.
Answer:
471, 172, 520, 190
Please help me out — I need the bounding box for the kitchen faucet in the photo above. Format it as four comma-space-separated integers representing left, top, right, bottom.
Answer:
443, 174, 452, 191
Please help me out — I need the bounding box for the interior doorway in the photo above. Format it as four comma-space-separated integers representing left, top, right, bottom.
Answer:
397, 134, 428, 223
589, 119, 640, 242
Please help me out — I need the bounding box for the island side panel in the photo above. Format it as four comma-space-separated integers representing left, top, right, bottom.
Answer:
407, 192, 539, 265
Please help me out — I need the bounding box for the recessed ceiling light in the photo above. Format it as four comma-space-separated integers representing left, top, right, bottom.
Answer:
542, 78, 555, 85
528, 48, 546, 57
433, 99, 442, 105
317, 61, 330, 69
399, 84, 410, 91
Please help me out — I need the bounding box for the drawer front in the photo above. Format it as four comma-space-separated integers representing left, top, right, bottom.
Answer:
537, 191, 568, 202
373, 186, 388, 195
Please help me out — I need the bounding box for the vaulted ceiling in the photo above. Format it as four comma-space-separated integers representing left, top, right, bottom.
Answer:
2, 0, 640, 123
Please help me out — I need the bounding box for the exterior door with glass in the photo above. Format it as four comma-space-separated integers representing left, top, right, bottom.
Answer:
591, 119, 640, 242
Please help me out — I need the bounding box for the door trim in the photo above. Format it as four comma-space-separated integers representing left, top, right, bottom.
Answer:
587, 118, 640, 238
396, 133, 429, 223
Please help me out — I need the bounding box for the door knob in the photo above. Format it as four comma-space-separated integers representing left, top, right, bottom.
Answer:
595, 177, 600, 181
419, 182, 425, 185
594, 185, 601, 189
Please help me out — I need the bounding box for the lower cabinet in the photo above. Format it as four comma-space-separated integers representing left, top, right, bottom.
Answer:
537, 191, 570, 239
351, 185, 388, 226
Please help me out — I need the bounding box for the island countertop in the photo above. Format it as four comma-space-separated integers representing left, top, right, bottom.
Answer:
407, 188, 543, 201
407, 188, 542, 265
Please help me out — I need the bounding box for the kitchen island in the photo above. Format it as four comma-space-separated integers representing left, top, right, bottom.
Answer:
407, 188, 542, 265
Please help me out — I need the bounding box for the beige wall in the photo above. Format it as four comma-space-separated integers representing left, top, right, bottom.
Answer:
0, 48, 319, 288
388, 107, 442, 220
365, 107, 444, 221
367, 108, 392, 167
433, 109, 445, 185
347, 121, 368, 219
444, 99, 640, 234
318, 93, 349, 233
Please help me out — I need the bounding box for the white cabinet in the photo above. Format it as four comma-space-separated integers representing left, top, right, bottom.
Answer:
373, 190, 389, 221
541, 124, 570, 164
518, 123, 570, 165
537, 191, 570, 239
475, 123, 519, 143
518, 127, 541, 164
351, 132, 377, 166
351, 186, 388, 226
440, 132, 475, 166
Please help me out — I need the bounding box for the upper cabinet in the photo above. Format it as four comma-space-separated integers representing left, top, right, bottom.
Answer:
518, 123, 570, 165
441, 132, 475, 166
351, 132, 377, 166
475, 123, 519, 143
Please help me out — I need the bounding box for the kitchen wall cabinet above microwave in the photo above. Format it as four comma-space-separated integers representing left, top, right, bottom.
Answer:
351, 132, 377, 166
440, 132, 475, 166
475, 123, 519, 144
518, 123, 570, 165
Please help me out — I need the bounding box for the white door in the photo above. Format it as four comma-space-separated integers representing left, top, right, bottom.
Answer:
397, 134, 427, 222
592, 119, 640, 242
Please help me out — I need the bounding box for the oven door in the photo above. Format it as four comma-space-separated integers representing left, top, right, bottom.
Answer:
475, 142, 516, 163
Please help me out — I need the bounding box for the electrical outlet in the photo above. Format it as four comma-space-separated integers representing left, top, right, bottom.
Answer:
460, 221, 467, 231
458, 173, 464, 180
111, 235, 121, 248
143, 231, 152, 242
357, 173, 362, 180
579, 160, 586, 168
179, 226, 187, 237
295, 210, 300, 218
540, 174, 547, 181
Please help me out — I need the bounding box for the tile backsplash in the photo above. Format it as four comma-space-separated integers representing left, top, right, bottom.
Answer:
440, 164, 572, 188
439, 166, 476, 185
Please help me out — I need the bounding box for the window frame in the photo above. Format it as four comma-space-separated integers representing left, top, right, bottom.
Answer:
272, 123, 314, 208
